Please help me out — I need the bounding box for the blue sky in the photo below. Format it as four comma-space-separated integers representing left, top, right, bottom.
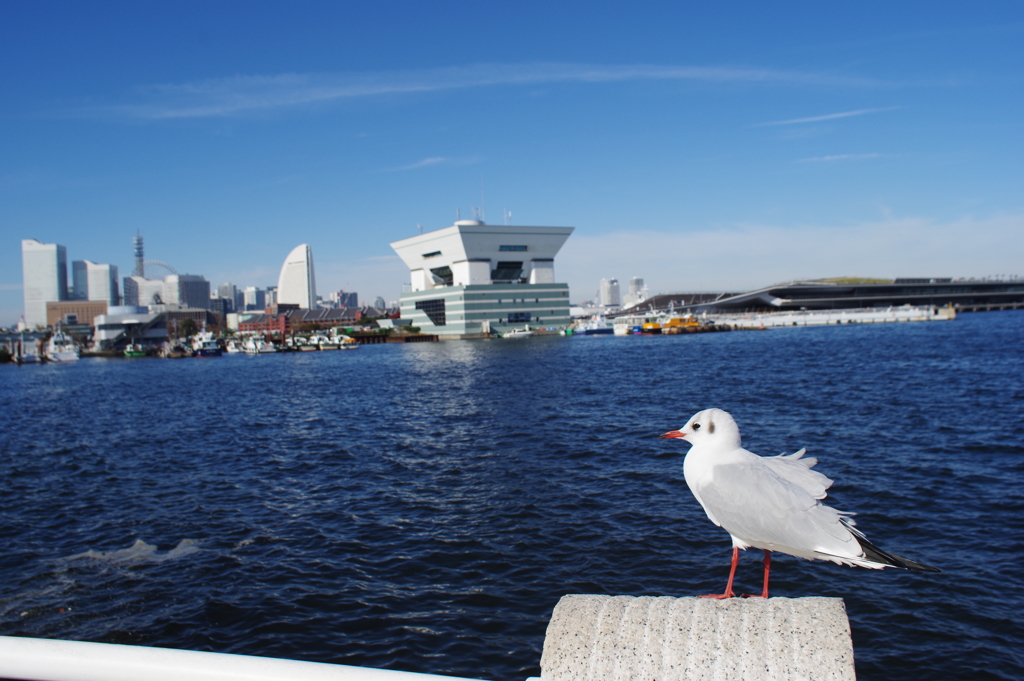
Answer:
3, 2, 1022, 324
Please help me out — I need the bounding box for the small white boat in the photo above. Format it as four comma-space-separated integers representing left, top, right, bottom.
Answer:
336, 334, 359, 350
46, 327, 80, 362
502, 328, 535, 339
224, 340, 244, 354
243, 338, 278, 354
311, 334, 339, 350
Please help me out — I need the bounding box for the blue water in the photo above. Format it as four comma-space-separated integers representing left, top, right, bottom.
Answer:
2, 312, 1022, 680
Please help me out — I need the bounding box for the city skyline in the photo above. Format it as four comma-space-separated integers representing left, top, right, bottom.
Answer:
3, 3, 1023, 326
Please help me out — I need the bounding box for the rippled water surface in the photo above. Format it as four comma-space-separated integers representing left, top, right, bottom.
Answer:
2, 312, 1023, 680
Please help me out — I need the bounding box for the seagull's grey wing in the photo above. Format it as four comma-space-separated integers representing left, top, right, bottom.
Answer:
760, 449, 833, 500
696, 460, 858, 557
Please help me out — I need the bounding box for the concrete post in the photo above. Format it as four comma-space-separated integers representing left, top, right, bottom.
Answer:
539, 595, 855, 681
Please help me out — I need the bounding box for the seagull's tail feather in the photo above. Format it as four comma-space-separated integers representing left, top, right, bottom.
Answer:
838, 517, 941, 572
857, 535, 941, 573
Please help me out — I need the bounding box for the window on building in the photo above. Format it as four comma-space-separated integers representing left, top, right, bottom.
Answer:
415, 299, 447, 326
430, 266, 453, 287
422, 251, 442, 258
492, 261, 524, 282
499, 245, 528, 251
508, 312, 532, 323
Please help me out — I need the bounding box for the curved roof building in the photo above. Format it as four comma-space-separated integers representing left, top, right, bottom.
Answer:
277, 244, 316, 309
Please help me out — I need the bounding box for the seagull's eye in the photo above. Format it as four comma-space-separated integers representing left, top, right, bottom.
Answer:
692, 423, 701, 431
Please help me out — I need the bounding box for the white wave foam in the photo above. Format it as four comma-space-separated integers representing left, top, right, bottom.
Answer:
71, 539, 200, 563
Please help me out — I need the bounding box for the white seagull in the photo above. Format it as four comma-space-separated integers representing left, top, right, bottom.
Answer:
660, 408, 939, 599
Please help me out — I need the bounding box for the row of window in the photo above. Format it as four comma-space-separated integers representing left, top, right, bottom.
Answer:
422, 246, 527, 259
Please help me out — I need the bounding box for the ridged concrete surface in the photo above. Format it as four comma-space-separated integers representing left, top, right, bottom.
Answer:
540, 595, 855, 681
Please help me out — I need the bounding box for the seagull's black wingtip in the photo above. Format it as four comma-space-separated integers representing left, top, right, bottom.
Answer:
859, 536, 941, 573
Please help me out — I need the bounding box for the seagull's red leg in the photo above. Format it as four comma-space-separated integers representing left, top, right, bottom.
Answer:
741, 549, 772, 598
760, 550, 771, 598
699, 546, 739, 599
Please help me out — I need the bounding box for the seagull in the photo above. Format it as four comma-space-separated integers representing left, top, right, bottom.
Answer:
659, 408, 939, 599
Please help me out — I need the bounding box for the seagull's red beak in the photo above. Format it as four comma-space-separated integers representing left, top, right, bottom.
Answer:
659, 430, 685, 439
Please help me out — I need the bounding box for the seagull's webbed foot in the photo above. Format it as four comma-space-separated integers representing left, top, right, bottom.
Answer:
698, 591, 736, 599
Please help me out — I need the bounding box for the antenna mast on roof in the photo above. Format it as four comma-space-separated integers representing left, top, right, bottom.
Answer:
133, 231, 145, 277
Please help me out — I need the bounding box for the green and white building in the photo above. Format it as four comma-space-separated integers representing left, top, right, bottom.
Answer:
390, 220, 574, 339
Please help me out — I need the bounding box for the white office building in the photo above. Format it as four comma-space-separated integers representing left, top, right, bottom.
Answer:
600, 278, 621, 309
390, 219, 574, 339
277, 244, 316, 309
73, 260, 120, 305
21, 239, 68, 329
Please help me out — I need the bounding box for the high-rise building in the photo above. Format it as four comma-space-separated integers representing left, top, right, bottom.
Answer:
244, 286, 266, 311
22, 239, 68, 329
600, 278, 621, 309
277, 244, 316, 309
163, 274, 211, 309
73, 260, 120, 305
623, 276, 649, 308
217, 283, 244, 313
391, 219, 573, 338
331, 291, 358, 307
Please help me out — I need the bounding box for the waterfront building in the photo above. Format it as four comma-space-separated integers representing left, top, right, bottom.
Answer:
163, 275, 211, 310
94, 308, 167, 350
277, 244, 316, 310
21, 239, 68, 329
621, 277, 1024, 316
600, 278, 621, 310
46, 300, 108, 328
72, 260, 120, 305
390, 219, 574, 339
123, 275, 165, 307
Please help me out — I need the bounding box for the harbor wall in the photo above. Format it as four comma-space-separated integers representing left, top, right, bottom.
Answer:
539, 594, 856, 681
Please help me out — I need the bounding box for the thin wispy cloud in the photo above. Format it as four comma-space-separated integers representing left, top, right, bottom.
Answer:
90, 63, 885, 120
757, 106, 902, 127
796, 153, 882, 163
391, 157, 448, 171
382, 156, 482, 172
0, 283, 23, 292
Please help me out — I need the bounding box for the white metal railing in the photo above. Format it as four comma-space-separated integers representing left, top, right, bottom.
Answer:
0, 636, 486, 681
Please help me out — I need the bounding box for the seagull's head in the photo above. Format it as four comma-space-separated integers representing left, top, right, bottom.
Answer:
659, 408, 741, 449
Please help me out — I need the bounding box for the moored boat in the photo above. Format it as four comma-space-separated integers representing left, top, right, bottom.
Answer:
192, 331, 223, 357
243, 338, 278, 354
124, 343, 146, 358
46, 327, 80, 362
572, 315, 615, 335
